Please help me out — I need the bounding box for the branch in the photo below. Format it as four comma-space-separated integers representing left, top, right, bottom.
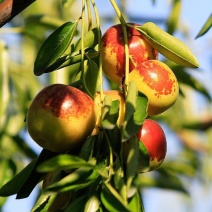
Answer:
0, 0, 36, 27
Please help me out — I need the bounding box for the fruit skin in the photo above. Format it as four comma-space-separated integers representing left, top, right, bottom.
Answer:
128, 60, 179, 116
27, 84, 96, 153
137, 119, 167, 172
101, 23, 158, 85
92, 90, 125, 135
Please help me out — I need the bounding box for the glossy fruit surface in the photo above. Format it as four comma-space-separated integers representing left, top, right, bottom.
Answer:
92, 90, 125, 135
128, 60, 179, 116
101, 24, 158, 84
137, 119, 167, 172
27, 84, 96, 153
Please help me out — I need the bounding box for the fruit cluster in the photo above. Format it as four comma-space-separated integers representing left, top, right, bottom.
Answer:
27, 23, 179, 174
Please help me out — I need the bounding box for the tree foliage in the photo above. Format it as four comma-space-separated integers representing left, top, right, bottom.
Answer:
0, 0, 211, 211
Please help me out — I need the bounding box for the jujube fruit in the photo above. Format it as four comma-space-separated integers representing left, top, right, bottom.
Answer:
101, 23, 158, 85
27, 84, 96, 153
128, 60, 179, 116
137, 119, 167, 172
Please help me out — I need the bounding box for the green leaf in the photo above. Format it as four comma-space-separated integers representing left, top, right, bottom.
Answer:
64, 194, 88, 212
47, 168, 99, 193
102, 99, 120, 130
37, 154, 93, 173
16, 149, 58, 199
34, 21, 78, 76
125, 136, 139, 190
196, 14, 212, 39
0, 160, 36, 197
128, 190, 144, 212
84, 194, 100, 212
100, 183, 130, 212
135, 22, 199, 68
79, 135, 97, 161
31, 193, 52, 212
84, 59, 100, 97
43, 50, 82, 74
137, 141, 150, 173
72, 28, 99, 51
122, 82, 148, 142
166, 0, 181, 35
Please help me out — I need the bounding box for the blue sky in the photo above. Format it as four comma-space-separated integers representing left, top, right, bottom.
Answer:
3, 0, 212, 211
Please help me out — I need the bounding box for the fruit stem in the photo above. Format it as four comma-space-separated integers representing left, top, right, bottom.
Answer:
80, 0, 92, 97
80, 0, 86, 81
86, 0, 92, 31
104, 131, 114, 183
90, 0, 104, 100
109, 0, 130, 91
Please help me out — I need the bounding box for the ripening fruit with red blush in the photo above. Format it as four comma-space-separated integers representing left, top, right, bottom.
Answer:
128, 60, 179, 116
101, 23, 158, 85
27, 84, 96, 153
137, 119, 167, 172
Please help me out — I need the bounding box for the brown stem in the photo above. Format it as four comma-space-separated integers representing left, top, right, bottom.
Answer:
0, 0, 36, 27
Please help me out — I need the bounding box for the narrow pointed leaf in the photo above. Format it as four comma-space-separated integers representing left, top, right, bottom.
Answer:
122, 82, 148, 141
72, 27, 99, 51
196, 14, 212, 39
128, 190, 144, 212
166, 0, 181, 35
101, 183, 130, 212
0, 160, 36, 197
102, 99, 119, 130
34, 21, 78, 76
37, 154, 92, 173
84, 59, 100, 97
135, 22, 199, 68
125, 136, 139, 189
16, 149, 58, 199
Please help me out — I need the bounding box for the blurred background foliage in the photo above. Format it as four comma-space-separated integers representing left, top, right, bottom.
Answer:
0, 0, 211, 211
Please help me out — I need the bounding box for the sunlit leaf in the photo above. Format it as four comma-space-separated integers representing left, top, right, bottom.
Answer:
72, 28, 99, 51
125, 136, 139, 190
135, 22, 199, 68
102, 99, 119, 130
84, 194, 100, 212
34, 21, 78, 76
128, 190, 144, 212
31, 193, 52, 212
100, 183, 130, 212
196, 13, 212, 39
84, 59, 100, 97
37, 154, 93, 173
122, 82, 148, 142
47, 168, 99, 193
166, 0, 181, 35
